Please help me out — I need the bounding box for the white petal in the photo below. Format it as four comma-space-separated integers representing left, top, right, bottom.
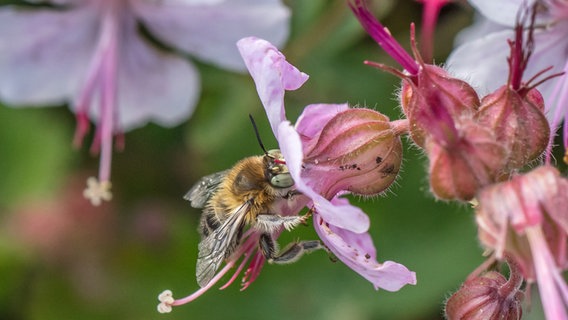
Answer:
468, 0, 532, 26
112, 36, 200, 130
453, 14, 506, 47
447, 24, 568, 119
132, 0, 290, 71
0, 5, 97, 106
446, 29, 512, 97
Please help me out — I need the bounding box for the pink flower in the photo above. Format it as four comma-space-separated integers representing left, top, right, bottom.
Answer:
446, 0, 568, 164
0, 0, 290, 205
237, 36, 416, 290
157, 36, 416, 313
475, 165, 568, 320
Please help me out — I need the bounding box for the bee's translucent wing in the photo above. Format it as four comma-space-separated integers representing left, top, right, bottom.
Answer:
184, 170, 229, 208
196, 202, 250, 287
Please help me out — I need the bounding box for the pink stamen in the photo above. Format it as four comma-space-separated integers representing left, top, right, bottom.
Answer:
507, 4, 536, 92
219, 233, 258, 290
348, 0, 420, 76
96, 3, 120, 184
73, 112, 91, 148
526, 226, 568, 320
417, 0, 450, 63
241, 252, 265, 291
171, 260, 237, 306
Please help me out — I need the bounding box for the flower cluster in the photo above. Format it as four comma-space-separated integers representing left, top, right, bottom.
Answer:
349, 0, 568, 318
447, 0, 568, 165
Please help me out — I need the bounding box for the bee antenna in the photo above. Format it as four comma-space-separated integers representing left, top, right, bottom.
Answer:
249, 114, 269, 155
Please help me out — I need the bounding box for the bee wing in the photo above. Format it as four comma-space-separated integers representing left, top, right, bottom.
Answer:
196, 201, 250, 287
184, 170, 229, 208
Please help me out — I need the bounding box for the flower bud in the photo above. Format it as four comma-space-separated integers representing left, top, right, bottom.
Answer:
427, 119, 507, 201
476, 85, 550, 169
445, 262, 524, 320
301, 108, 403, 197
400, 64, 480, 148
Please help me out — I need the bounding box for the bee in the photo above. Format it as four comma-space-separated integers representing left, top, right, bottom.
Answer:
185, 116, 327, 287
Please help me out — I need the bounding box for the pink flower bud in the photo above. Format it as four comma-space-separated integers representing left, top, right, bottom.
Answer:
400, 65, 480, 148
476, 86, 550, 169
301, 108, 403, 197
426, 119, 507, 201
445, 261, 524, 320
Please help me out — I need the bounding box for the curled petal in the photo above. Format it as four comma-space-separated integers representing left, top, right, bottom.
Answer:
277, 122, 370, 233
237, 37, 309, 136
313, 211, 417, 291
295, 103, 349, 139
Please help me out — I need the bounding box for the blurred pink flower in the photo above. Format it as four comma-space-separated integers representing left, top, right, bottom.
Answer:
476, 166, 568, 320
446, 0, 568, 164
0, 0, 290, 205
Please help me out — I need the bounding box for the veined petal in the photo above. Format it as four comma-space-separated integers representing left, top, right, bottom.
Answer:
295, 103, 349, 140
82, 30, 200, 131
132, 0, 290, 71
313, 213, 417, 291
0, 5, 97, 105
446, 29, 512, 97
238, 37, 309, 137
277, 122, 370, 233
453, 14, 506, 47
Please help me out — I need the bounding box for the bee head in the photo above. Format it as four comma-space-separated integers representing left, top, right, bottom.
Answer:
264, 149, 294, 188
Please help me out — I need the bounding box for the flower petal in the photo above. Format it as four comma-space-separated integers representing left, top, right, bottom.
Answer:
313, 212, 417, 291
453, 14, 506, 47
467, 0, 532, 26
447, 26, 568, 120
277, 122, 370, 233
446, 29, 512, 97
295, 103, 349, 139
78, 27, 200, 131
132, 0, 290, 71
0, 5, 97, 105
116, 35, 200, 130
238, 37, 309, 136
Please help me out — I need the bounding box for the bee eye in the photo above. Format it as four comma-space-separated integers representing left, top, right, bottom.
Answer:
270, 173, 294, 188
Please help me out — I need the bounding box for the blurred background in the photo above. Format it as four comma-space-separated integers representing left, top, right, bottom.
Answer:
0, 0, 561, 319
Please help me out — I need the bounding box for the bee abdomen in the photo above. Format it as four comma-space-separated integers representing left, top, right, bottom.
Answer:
199, 210, 221, 237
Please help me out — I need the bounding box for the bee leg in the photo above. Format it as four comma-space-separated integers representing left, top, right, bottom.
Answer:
259, 233, 328, 264
255, 214, 308, 233
283, 189, 302, 200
